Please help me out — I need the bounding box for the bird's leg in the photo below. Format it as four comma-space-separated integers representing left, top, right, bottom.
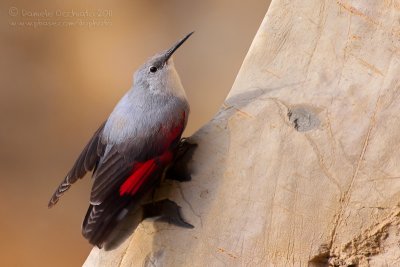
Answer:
141, 199, 194, 228
165, 138, 197, 182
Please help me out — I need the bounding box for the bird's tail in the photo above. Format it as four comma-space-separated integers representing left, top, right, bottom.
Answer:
82, 166, 166, 247
82, 194, 132, 247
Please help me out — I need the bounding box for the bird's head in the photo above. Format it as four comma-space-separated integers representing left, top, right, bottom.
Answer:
133, 32, 193, 98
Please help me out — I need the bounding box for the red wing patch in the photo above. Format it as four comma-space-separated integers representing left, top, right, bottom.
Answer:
119, 160, 157, 196
119, 151, 174, 196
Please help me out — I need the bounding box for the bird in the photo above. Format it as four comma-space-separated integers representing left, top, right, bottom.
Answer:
48, 32, 195, 248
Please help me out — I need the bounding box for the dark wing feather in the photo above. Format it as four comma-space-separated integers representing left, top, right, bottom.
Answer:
89, 146, 133, 205
48, 122, 106, 208
88, 130, 167, 205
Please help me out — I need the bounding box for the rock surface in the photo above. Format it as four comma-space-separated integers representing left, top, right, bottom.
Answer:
85, 0, 400, 266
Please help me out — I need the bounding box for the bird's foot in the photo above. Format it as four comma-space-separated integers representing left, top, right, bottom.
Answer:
166, 138, 197, 182
142, 199, 193, 228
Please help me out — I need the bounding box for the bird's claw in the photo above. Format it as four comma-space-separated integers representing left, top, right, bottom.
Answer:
166, 139, 197, 182
142, 199, 194, 228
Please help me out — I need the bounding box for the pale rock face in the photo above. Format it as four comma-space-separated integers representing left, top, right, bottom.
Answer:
85, 0, 400, 266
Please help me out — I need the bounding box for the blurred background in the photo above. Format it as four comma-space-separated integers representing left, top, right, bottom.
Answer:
0, 1, 270, 266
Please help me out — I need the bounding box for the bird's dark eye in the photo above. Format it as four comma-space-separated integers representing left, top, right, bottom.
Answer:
149, 66, 157, 73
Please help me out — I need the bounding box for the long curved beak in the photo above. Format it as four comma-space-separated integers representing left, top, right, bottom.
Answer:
164, 32, 194, 63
